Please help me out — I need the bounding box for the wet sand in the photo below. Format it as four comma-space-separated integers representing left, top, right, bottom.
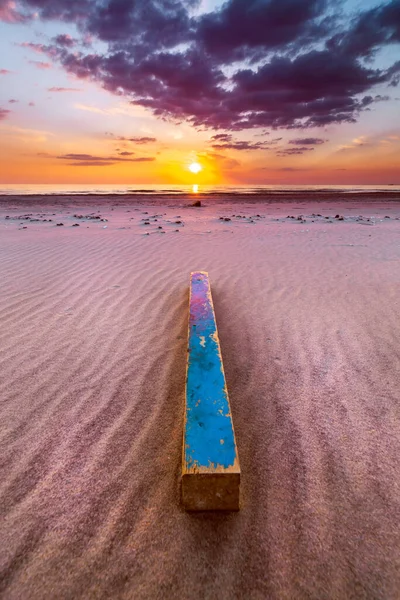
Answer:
1, 197, 400, 599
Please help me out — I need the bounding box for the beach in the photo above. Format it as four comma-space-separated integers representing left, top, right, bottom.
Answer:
1, 194, 400, 599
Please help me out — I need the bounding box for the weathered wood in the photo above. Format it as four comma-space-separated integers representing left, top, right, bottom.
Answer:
182, 271, 240, 511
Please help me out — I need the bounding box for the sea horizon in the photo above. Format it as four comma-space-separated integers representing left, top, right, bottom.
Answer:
1, 183, 400, 196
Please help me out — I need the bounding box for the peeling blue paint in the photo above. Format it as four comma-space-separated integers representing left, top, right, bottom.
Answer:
184, 272, 237, 470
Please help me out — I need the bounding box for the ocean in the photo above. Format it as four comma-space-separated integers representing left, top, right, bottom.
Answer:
0, 183, 399, 196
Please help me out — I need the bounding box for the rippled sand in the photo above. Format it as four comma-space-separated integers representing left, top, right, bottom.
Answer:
1, 198, 400, 599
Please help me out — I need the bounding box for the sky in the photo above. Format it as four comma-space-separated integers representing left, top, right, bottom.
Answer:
0, 0, 399, 185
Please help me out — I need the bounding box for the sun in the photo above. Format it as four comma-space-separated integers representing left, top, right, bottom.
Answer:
189, 162, 202, 174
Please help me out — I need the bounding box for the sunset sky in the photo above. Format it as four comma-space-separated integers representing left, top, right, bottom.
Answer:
0, 0, 399, 185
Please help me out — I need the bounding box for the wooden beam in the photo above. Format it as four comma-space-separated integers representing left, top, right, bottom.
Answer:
182, 271, 240, 511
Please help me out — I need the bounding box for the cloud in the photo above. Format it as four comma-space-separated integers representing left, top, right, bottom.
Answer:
277, 147, 315, 156
19, 42, 47, 53
275, 167, 310, 171
8, 98, 18, 103
197, 0, 330, 62
0, 0, 28, 22
289, 137, 326, 145
28, 101, 35, 106
4, 0, 400, 132
38, 152, 156, 166
56, 153, 154, 163
119, 136, 157, 144
0, 107, 11, 120
29, 60, 52, 69
209, 132, 280, 150
52, 33, 75, 47
327, 0, 400, 59
48, 86, 82, 92
0, 68, 12, 75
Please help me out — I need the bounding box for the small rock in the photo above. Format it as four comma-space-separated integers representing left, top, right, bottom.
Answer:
224, 218, 231, 222
72, 223, 80, 227
175, 220, 182, 224
192, 200, 201, 207
158, 226, 163, 229
56, 223, 64, 226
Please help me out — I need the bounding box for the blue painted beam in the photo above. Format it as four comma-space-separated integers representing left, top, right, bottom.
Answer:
182, 271, 240, 511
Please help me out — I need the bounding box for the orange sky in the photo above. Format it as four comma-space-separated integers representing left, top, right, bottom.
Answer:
1, 0, 399, 185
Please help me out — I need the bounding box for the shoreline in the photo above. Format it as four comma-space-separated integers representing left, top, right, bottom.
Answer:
0, 190, 400, 210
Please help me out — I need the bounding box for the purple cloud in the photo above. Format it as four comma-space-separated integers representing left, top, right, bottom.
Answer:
122, 136, 157, 144
0, 0, 28, 22
0, 107, 11, 119
8, 98, 18, 103
277, 147, 315, 156
289, 137, 326, 145
327, 0, 400, 59
52, 33, 75, 47
210, 133, 280, 150
44, 152, 157, 166
4, 0, 400, 133
197, 0, 330, 62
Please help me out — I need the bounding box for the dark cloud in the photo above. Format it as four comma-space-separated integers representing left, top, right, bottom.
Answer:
197, 0, 330, 62
118, 151, 134, 156
275, 167, 309, 171
0, 107, 11, 119
122, 136, 157, 144
5, 0, 400, 132
289, 137, 326, 145
37, 151, 155, 166
52, 33, 75, 46
106, 134, 157, 144
210, 133, 281, 150
8, 98, 18, 103
36, 151, 156, 166
277, 147, 315, 156
56, 153, 154, 163
48, 86, 82, 92
327, 0, 400, 59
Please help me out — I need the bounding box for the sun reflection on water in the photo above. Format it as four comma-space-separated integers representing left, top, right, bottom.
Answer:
192, 184, 199, 194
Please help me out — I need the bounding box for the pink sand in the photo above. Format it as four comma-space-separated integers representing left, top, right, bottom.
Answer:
1, 197, 400, 599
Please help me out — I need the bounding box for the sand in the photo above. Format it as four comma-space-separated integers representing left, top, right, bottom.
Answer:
1, 196, 400, 599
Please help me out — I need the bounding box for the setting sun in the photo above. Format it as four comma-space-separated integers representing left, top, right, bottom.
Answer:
189, 162, 202, 174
